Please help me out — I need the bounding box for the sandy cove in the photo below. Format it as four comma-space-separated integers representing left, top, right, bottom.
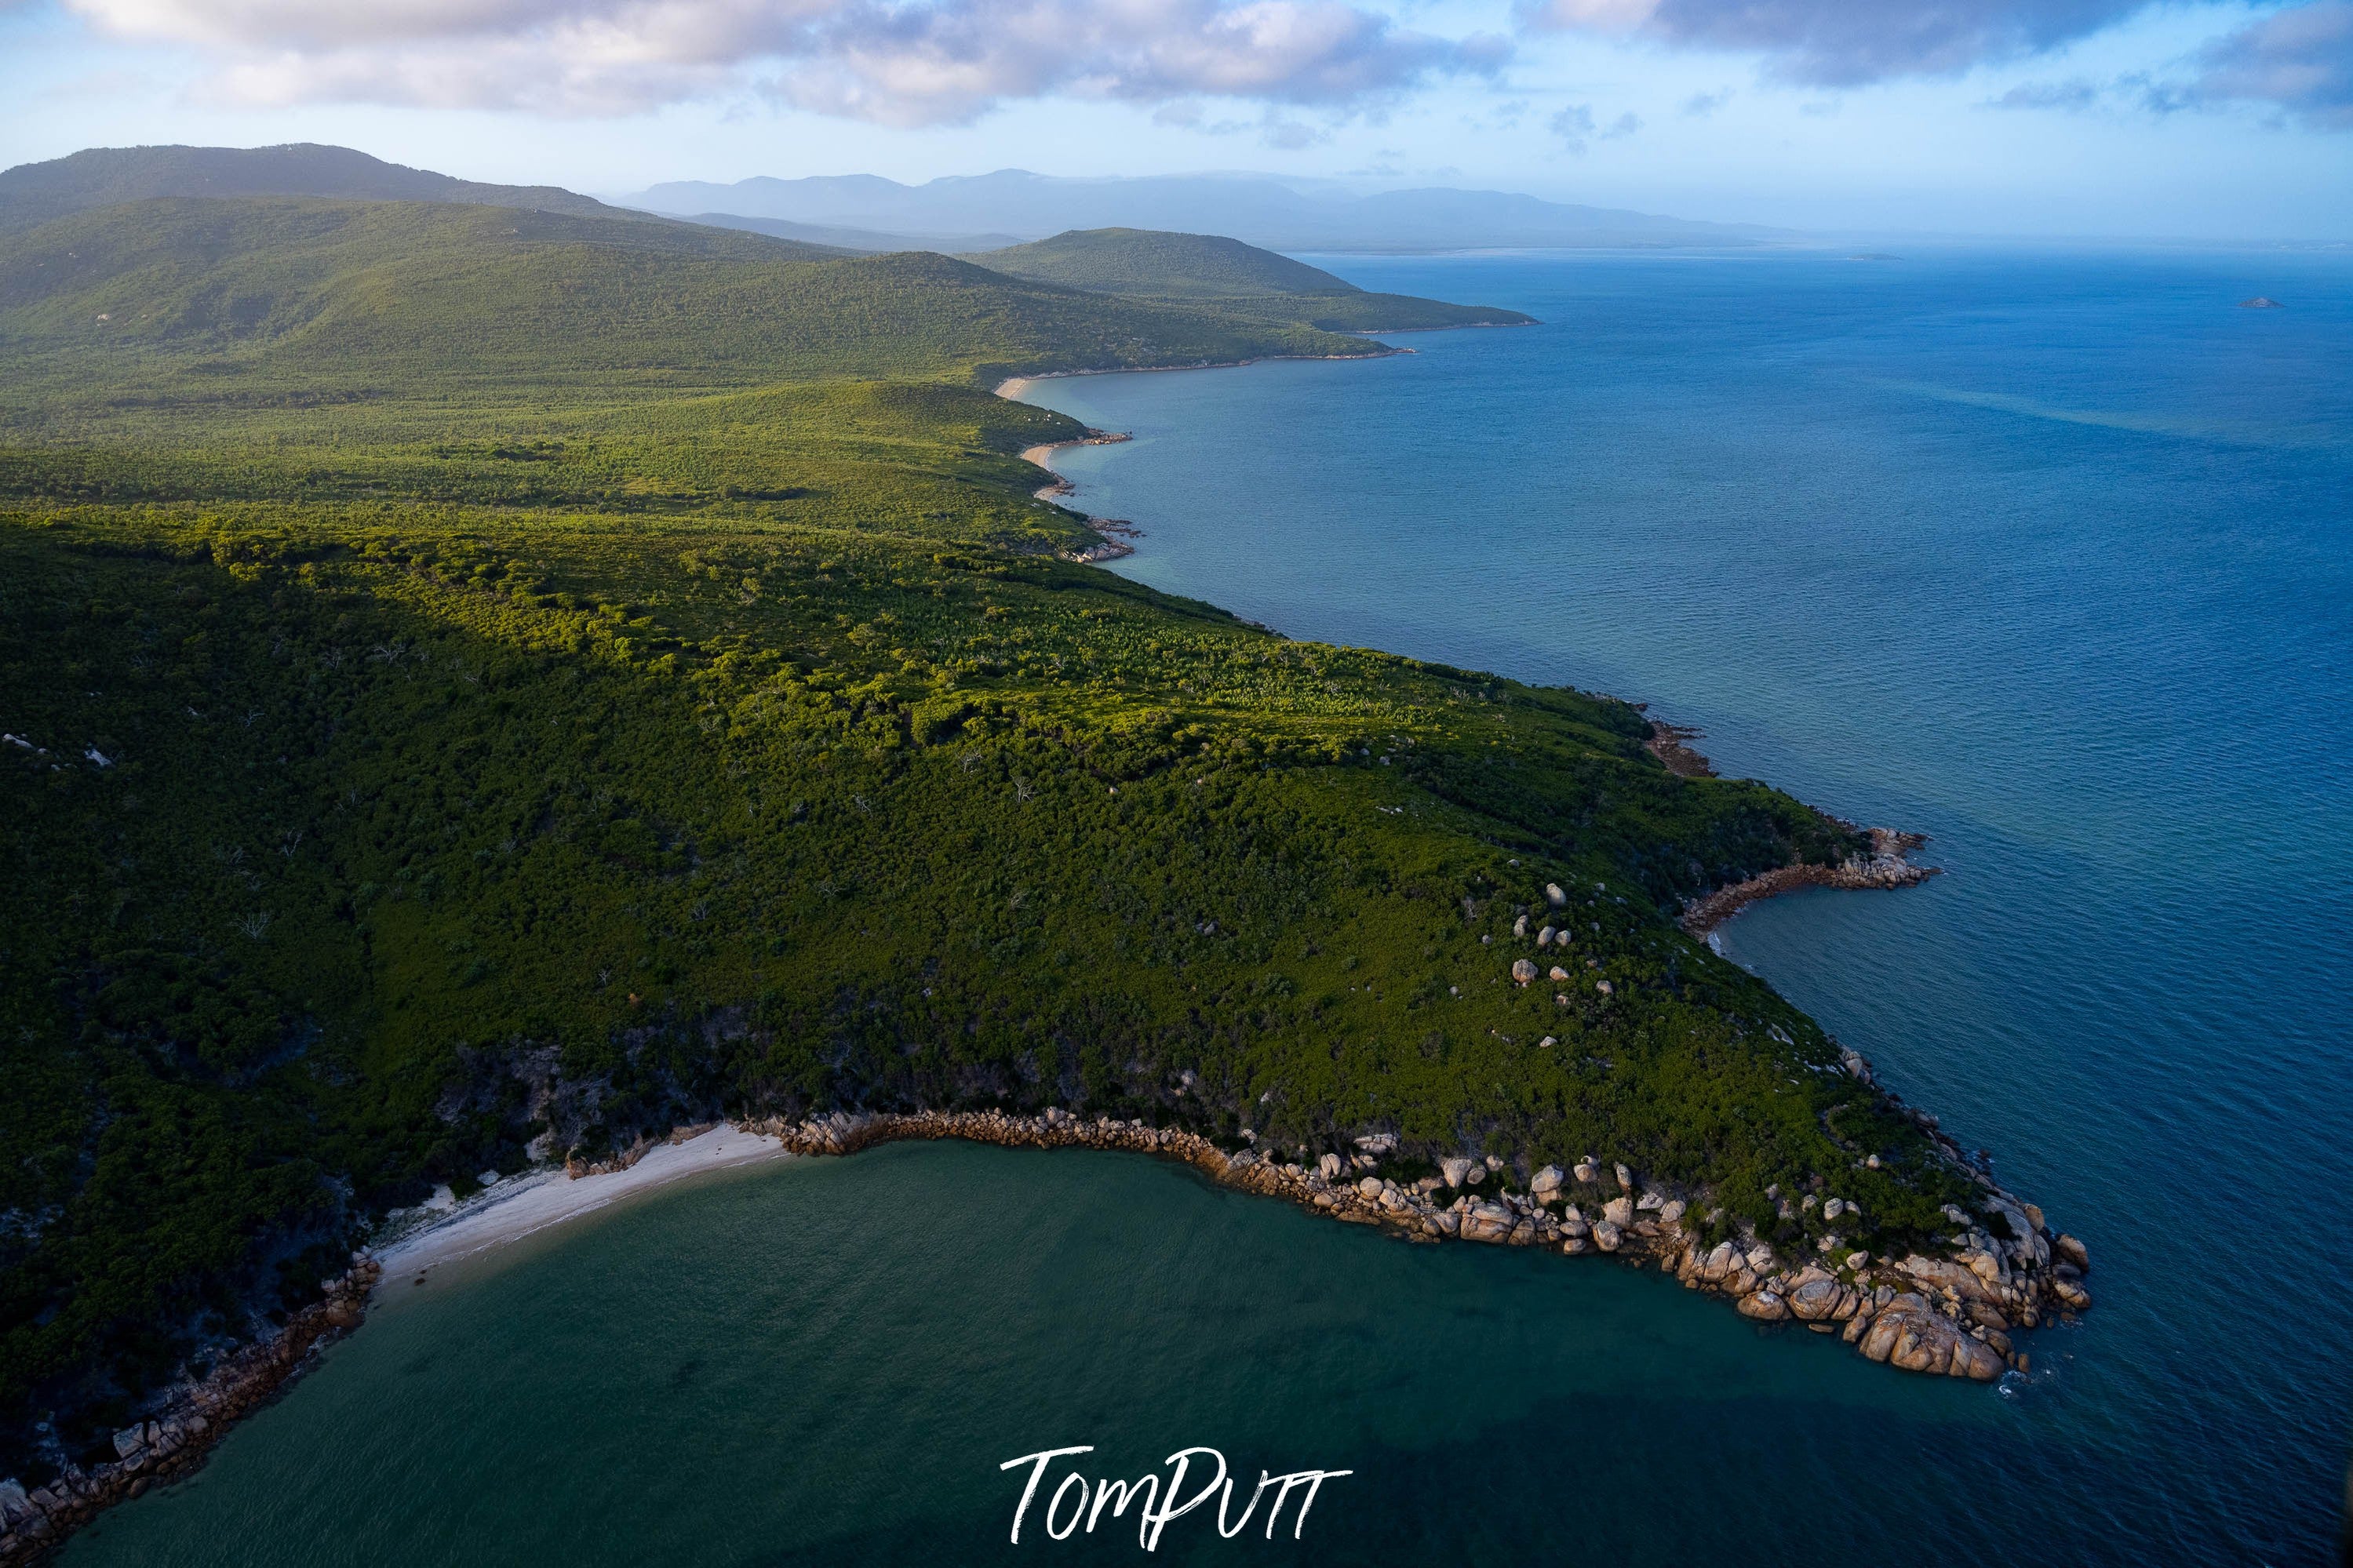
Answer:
3, 1100, 2090, 1559
380, 1122, 793, 1276
1016, 428, 1131, 495
1009, 424, 1140, 563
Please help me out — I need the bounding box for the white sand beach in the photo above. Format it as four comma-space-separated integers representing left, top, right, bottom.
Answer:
377, 1125, 792, 1277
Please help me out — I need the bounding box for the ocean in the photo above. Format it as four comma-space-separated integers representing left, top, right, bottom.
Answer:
64, 246, 2353, 1565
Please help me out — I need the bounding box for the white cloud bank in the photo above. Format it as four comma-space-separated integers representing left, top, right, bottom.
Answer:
1521, 0, 2353, 127
67, 0, 1506, 122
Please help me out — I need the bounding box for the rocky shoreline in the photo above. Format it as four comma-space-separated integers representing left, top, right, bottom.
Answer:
0, 1260, 381, 1563
1681, 827, 1940, 936
11, 1097, 2090, 1558
1014, 428, 1145, 562
1644, 718, 1715, 779
1637, 719, 1940, 937
740, 1104, 2089, 1384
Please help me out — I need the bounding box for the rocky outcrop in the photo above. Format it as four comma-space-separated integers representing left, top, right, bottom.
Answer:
1854, 1293, 2008, 1381
0, 1259, 381, 1563
1681, 828, 1939, 936
1644, 720, 1714, 778
737, 1108, 2086, 1391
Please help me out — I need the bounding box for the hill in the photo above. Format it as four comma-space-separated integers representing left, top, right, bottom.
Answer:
963, 227, 1534, 332
0, 163, 2023, 1503
628, 169, 1779, 253
0, 143, 638, 234
0, 198, 1384, 412
966, 227, 1364, 298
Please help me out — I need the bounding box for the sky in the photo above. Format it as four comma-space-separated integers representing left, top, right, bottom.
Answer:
3, 0, 2350, 240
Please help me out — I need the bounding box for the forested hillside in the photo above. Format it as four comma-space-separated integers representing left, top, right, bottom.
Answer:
0, 200, 1377, 409
0, 169, 1968, 1486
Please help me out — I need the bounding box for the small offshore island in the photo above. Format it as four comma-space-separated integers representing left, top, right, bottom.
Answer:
0, 145, 2082, 1558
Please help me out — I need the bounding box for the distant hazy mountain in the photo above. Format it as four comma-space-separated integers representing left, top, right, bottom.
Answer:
0, 144, 635, 233
625, 170, 1770, 253
680, 210, 1022, 255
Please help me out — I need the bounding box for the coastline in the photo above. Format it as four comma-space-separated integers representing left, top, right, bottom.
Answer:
1637, 720, 1940, 936
992, 344, 1407, 402
381, 1123, 792, 1276
1682, 827, 1940, 937
729, 1108, 2087, 1383
1342, 319, 1535, 336
5, 333, 2071, 1563
0, 1130, 794, 1563
1013, 426, 1141, 562
393, 1103, 2087, 1388
0, 1261, 381, 1564
1, 1084, 2089, 1560
971, 362, 2068, 1372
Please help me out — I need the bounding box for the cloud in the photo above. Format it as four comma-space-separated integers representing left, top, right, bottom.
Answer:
1549, 100, 1637, 147
1983, 76, 2100, 109
1518, 0, 2154, 85
2184, 0, 2353, 127
1152, 99, 1337, 144
1973, 5, 2353, 129
1550, 101, 1594, 149
69, 0, 1508, 121
1261, 115, 1324, 146
1680, 85, 1730, 115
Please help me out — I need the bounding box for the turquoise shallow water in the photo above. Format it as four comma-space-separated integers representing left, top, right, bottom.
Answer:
67, 249, 2353, 1564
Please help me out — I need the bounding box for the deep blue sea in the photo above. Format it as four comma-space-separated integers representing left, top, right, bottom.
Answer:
65, 248, 2352, 1566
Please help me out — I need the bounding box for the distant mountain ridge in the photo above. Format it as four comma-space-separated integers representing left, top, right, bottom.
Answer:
681, 210, 1022, 255
0, 144, 639, 233
625, 169, 1775, 253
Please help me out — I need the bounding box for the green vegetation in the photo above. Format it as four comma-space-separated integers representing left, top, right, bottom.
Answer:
0, 199, 1386, 411
0, 172, 1967, 1484
969, 227, 1375, 298
965, 227, 1536, 332
0, 142, 639, 233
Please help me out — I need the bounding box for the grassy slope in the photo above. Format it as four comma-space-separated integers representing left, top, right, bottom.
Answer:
966, 227, 1536, 333
0, 195, 1967, 1479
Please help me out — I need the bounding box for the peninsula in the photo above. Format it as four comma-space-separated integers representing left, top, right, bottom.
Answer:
0, 143, 2083, 1556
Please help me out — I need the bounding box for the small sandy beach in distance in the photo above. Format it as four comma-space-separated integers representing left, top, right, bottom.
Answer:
378, 1126, 791, 1277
